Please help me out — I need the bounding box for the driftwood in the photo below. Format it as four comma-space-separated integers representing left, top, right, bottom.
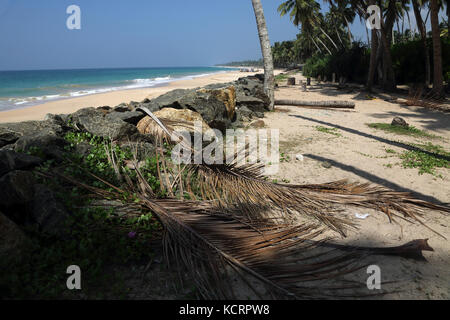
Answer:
275, 99, 355, 109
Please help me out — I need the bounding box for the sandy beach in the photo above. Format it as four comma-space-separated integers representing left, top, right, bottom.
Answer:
0, 70, 267, 123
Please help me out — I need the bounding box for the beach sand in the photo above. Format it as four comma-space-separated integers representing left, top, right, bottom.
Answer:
264, 73, 450, 299
0, 70, 267, 123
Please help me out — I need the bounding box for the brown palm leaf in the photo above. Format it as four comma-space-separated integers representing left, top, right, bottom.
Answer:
137, 107, 450, 238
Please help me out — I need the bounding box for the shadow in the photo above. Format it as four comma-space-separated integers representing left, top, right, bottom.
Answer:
303, 153, 448, 206
291, 83, 450, 129
290, 114, 450, 162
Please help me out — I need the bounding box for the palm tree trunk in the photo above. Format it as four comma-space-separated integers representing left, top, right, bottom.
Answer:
335, 27, 344, 47
251, 0, 275, 110
311, 37, 323, 53
413, 0, 431, 86
344, 16, 353, 44
316, 37, 333, 55
367, 29, 379, 91
319, 27, 339, 50
430, 0, 444, 97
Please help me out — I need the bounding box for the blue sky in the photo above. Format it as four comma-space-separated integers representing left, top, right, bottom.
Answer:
0, 0, 444, 71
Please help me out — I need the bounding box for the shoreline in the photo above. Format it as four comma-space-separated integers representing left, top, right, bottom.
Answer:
0, 69, 271, 123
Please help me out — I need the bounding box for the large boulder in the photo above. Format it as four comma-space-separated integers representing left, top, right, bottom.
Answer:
139, 87, 237, 132
14, 132, 68, 160
0, 119, 66, 148
0, 150, 42, 176
196, 85, 236, 120
0, 127, 21, 148
105, 110, 146, 125
0, 170, 35, 207
0, 211, 31, 268
234, 75, 270, 114
31, 184, 72, 236
70, 107, 144, 142
137, 108, 215, 140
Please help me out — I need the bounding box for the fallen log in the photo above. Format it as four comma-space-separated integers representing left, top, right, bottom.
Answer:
275, 99, 355, 109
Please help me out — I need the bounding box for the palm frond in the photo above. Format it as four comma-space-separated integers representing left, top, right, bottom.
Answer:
137, 107, 450, 239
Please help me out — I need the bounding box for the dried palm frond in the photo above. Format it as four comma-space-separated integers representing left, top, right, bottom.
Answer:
402, 87, 449, 112
123, 164, 374, 299
137, 107, 450, 238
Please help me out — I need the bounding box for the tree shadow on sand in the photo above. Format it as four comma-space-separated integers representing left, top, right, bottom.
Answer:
289, 114, 450, 162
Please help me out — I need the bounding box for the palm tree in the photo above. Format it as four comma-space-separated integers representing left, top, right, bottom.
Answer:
278, 0, 339, 52
251, 0, 275, 110
412, 0, 431, 86
324, 0, 356, 45
430, 0, 444, 97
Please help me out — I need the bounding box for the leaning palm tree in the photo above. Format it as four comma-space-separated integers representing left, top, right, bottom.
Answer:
251, 0, 275, 110
413, 0, 432, 86
430, 0, 444, 97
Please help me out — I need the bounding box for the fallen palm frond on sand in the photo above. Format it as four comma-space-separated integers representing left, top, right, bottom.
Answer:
51, 107, 449, 299
398, 87, 449, 112
136, 107, 449, 238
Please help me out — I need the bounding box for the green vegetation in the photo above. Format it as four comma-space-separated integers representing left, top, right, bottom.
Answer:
280, 152, 291, 162
384, 142, 450, 176
315, 126, 342, 137
367, 123, 438, 139
275, 73, 290, 82
275, 0, 449, 94
1, 132, 169, 299
303, 43, 370, 83
217, 59, 263, 67
399, 143, 450, 176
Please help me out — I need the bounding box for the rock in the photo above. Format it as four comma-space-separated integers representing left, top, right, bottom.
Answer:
97, 106, 112, 114
31, 184, 71, 236
0, 119, 65, 148
14, 132, 68, 160
248, 120, 265, 128
140, 87, 235, 132
0, 127, 21, 148
196, 85, 236, 120
137, 108, 215, 140
0, 211, 31, 267
105, 110, 146, 125
128, 101, 140, 110
391, 117, 409, 128
254, 112, 265, 119
70, 107, 143, 142
44, 113, 66, 128
234, 76, 270, 114
296, 154, 304, 162
0, 150, 43, 176
0, 170, 35, 207
113, 103, 131, 112
321, 161, 332, 169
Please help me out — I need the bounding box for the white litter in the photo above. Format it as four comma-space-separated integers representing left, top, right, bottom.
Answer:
355, 213, 370, 219
296, 154, 304, 161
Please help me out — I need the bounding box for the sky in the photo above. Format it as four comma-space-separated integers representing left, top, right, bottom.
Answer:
0, 0, 446, 71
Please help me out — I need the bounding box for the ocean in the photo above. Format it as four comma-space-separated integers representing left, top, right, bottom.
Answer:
0, 66, 234, 112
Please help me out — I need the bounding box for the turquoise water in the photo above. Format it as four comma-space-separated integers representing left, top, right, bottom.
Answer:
0, 67, 234, 111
